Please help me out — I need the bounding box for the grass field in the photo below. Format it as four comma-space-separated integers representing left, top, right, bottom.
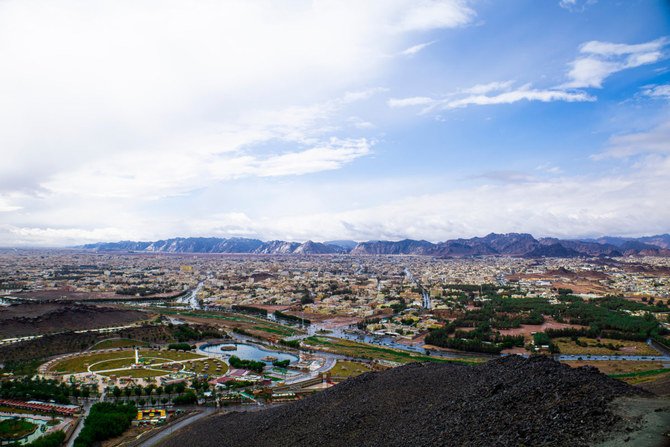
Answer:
98, 368, 171, 378
50, 349, 205, 374
329, 360, 373, 378
554, 337, 658, 356
156, 309, 301, 339
563, 360, 667, 375
89, 357, 138, 371
90, 338, 149, 350
303, 336, 483, 365
184, 359, 228, 376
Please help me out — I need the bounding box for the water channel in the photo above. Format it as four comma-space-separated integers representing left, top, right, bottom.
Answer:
176, 281, 205, 310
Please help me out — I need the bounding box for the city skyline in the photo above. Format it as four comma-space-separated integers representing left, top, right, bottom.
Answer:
1, 0, 669, 246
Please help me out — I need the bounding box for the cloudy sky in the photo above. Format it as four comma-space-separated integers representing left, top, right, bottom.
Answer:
1, 0, 669, 246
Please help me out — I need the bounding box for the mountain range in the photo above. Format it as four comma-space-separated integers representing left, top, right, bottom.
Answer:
79, 233, 670, 258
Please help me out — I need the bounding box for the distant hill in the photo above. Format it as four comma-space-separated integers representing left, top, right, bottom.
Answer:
79, 232, 670, 257
350, 239, 435, 255
82, 237, 345, 255
324, 240, 359, 250
160, 356, 652, 447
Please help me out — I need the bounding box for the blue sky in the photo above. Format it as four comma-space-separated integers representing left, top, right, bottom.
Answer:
0, 0, 669, 245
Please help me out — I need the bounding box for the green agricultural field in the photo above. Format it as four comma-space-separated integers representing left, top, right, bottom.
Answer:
329, 360, 372, 378
49, 349, 205, 374
303, 336, 483, 365
90, 338, 149, 350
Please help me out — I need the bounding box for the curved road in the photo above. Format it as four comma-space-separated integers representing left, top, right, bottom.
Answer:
139, 405, 273, 447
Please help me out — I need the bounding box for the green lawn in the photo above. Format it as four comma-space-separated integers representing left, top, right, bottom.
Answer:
50, 349, 205, 374
0, 418, 37, 440
329, 360, 372, 378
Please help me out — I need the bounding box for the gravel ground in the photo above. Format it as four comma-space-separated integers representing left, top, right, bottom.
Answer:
161, 356, 657, 447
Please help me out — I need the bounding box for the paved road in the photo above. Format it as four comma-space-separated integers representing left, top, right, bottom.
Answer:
66, 399, 96, 447
139, 409, 214, 447
139, 405, 272, 447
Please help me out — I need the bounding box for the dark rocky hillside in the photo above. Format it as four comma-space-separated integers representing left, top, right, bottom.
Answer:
0, 303, 147, 338
162, 356, 657, 447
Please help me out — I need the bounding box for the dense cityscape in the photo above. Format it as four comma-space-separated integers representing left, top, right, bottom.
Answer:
1, 242, 669, 445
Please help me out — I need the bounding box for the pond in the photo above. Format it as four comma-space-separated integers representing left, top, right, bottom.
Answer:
200, 343, 299, 364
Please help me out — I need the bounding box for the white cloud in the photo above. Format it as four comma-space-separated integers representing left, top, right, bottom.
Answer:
389, 37, 667, 115
4, 226, 129, 247
463, 81, 515, 95
388, 96, 436, 107
120, 156, 669, 242
388, 82, 594, 111
42, 138, 373, 198
594, 120, 670, 159
400, 40, 437, 56
559, 0, 596, 12
248, 138, 373, 177
642, 84, 670, 99
443, 87, 593, 109
396, 1, 474, 31
564, 38, 668, 88
0, 0, 473, 197
3, 150, 669, 245
0, 196, 22, 213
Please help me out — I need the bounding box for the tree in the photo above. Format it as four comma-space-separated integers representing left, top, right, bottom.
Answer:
144, 385, 154, 397
112, 386, 122, 399
73, 402, 136, 447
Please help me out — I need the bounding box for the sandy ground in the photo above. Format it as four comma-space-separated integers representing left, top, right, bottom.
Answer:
496, 316, 586, 339
595, 396, 670, 447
